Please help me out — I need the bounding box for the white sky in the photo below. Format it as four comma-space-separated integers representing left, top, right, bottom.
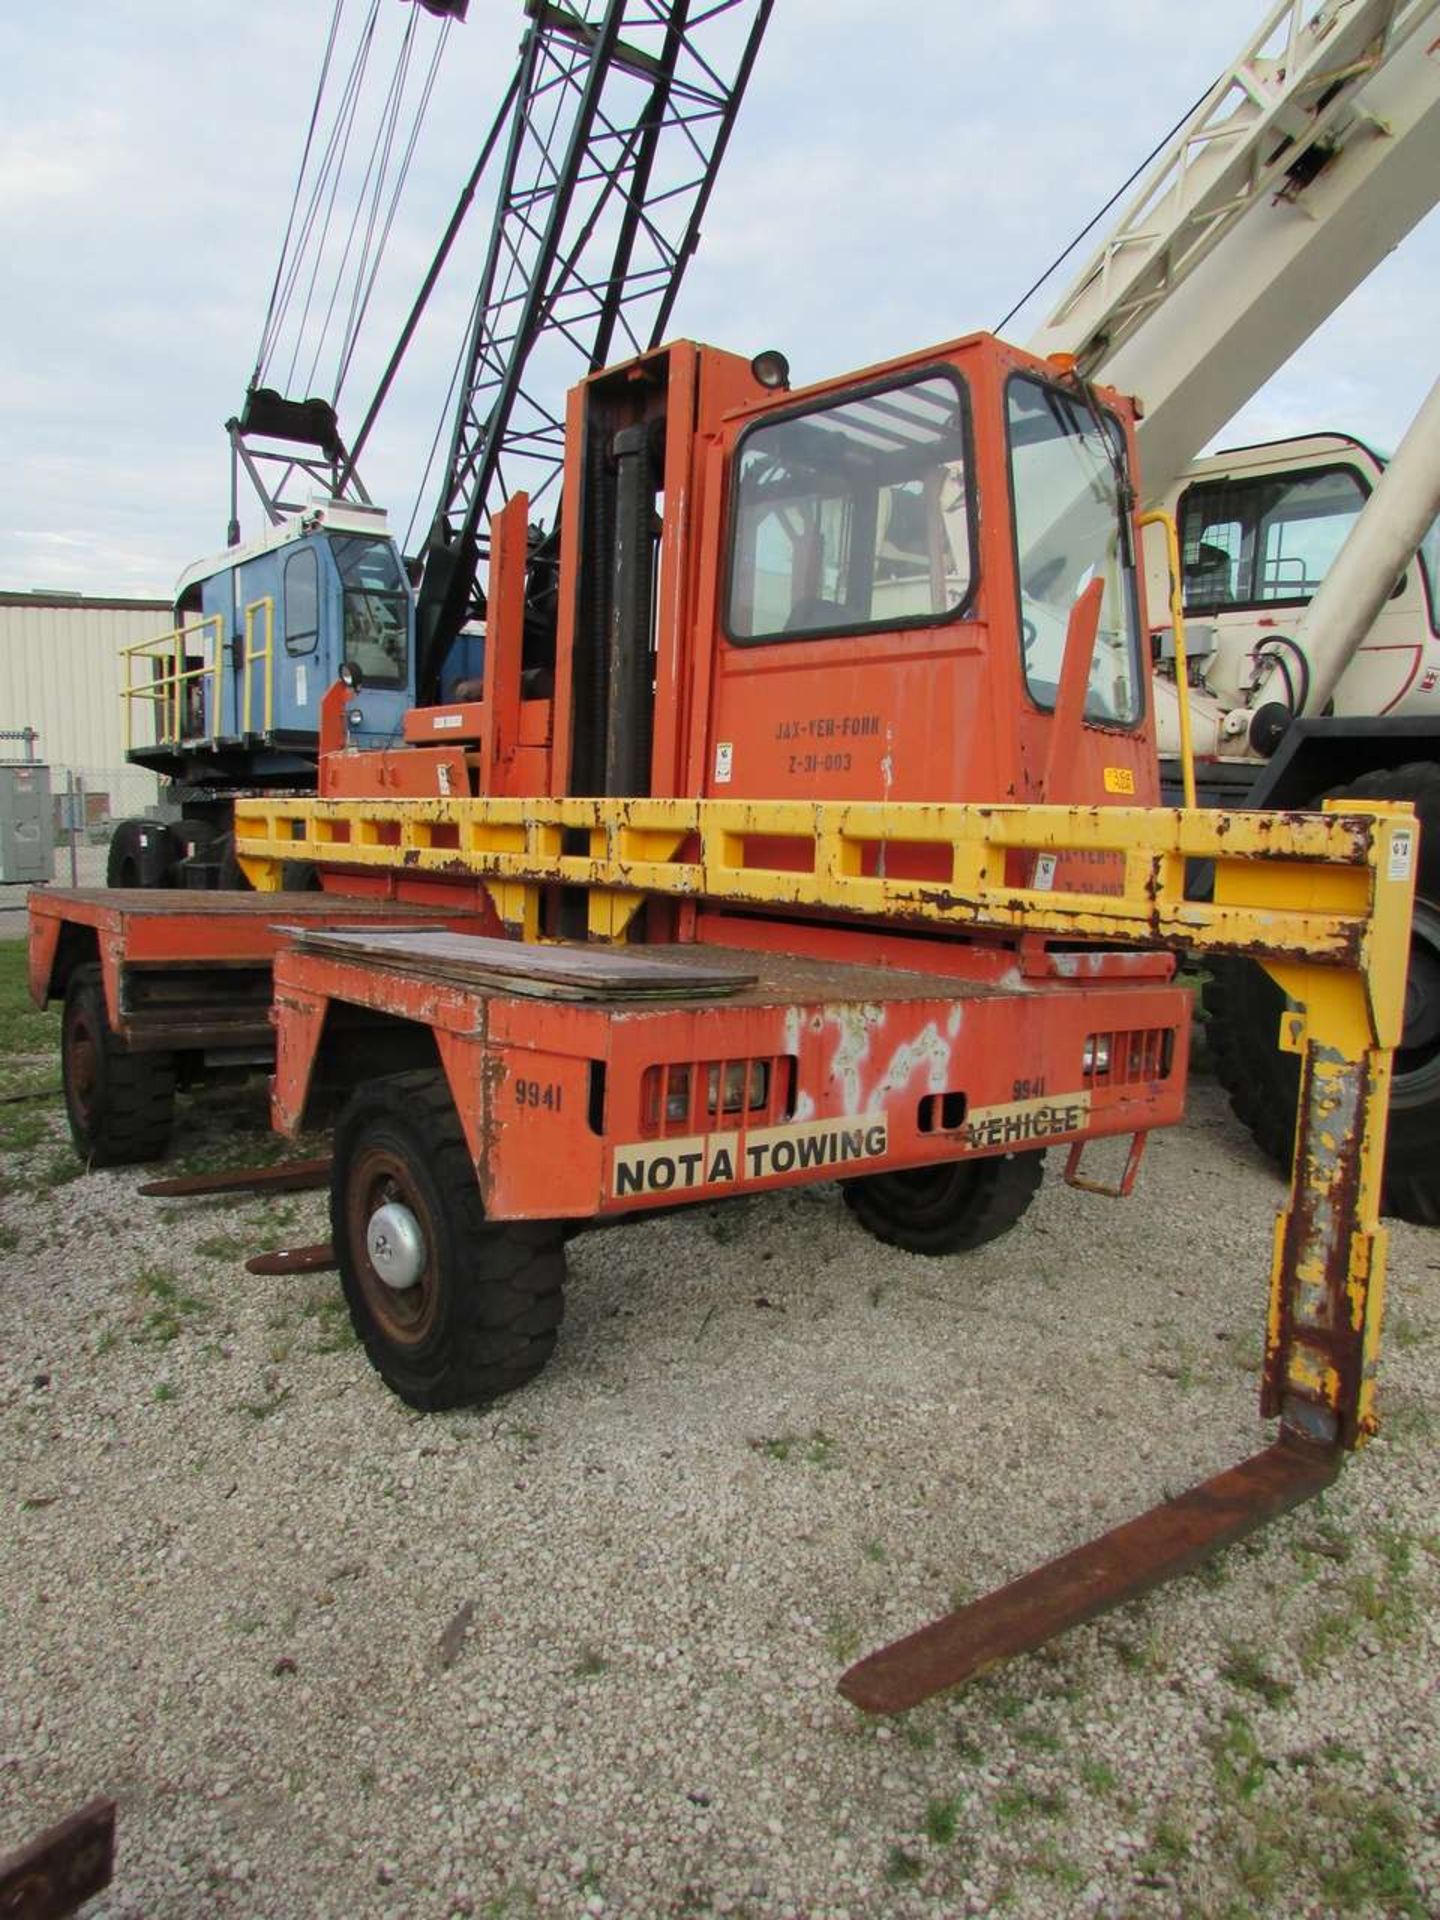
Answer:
0, 0, 1436, 598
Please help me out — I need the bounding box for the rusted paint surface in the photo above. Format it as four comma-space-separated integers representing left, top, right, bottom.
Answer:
840, 1440, 1340, 1713
0, 1795, 115, 1920
1263, 1038, 1384, 1450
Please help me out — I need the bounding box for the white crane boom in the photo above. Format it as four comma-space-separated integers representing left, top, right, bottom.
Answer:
1028, 0, 1440, 506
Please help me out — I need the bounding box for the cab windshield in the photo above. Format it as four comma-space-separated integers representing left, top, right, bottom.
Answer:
333, 534, 409, 688
1007, 376, 1143, 725
727, 372, 975, 642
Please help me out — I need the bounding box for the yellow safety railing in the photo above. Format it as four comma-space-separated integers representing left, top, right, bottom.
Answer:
242, 597, 276, 734
1140, 509, 1198, 810
120, 615, 223, 751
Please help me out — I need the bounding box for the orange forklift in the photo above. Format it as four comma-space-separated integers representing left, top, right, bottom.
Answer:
29, 330, 1415, 1706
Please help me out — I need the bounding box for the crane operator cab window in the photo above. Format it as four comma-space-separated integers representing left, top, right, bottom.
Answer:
726, 372, 975, 642
1007, 375, 1143, 726
333, 534, 409, 688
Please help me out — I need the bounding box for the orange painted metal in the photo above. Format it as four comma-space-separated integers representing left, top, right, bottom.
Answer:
403, 702, 485, 745
270, 941, 1189, 1222
480, 492, 531, 796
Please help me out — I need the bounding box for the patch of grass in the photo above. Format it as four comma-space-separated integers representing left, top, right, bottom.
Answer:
883, 1846, 922, 1887
754, 1427, 835, 1467
152, 1382, 179, 1404
1317, 1799, 1426, 1916
1139, 1812, 1191, 1877
1020, 1842, 1085, 1893
862, 1537, 886, 1564
572, 1645, 609, 1679
824, 1614, 861, 1666
0, 1223, 20, 1254
240, 1384, 293, 1421
995, 1785, 1067, 1823
903, 1722, 935, 1753
1299, 1537, 1421, 1675
195, 1231, 252, 1263
1220, 1645, 1294, 1707
1387, 1313, 1428, 1350
32, 1148, 82, 1191
133, 1266, 210, 1345
922, 1796, 961, 1846
1015, 1726, 1061, 1754
0, 943, 60, 1054
93, 1326, 118, 1356
1077, 1757, 1117, 1795
303, 1290, 359, 1354
1212, 1709, 1271, 1803
0, 1106, 52, 1154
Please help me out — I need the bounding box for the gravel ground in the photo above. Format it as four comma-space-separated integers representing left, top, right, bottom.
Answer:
1, 980, 1436, 1918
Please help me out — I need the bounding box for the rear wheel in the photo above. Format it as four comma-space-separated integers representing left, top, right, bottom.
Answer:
106, 818, 175, 889
331, 1069, 567, 1408
842, 1151, 1045, 1255
61, 963, 176, 1165
1205, 761, 1440, 1225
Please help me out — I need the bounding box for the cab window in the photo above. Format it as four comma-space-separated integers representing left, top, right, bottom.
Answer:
1179, 467, 1368, 610
1007, 375, 1143, 726
332, 535, 409, 689
283, 547, 319, 657
726, 372, 975, 642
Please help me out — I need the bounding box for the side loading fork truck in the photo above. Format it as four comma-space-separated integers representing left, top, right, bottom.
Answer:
28, 327, 1417, 1710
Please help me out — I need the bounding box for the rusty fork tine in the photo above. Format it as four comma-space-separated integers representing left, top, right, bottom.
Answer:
137, 1157, 332, 1199
839, 1437, 1340, 1715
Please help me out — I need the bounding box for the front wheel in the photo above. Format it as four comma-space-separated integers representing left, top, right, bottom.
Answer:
331, 1069, 567, 1409
842, 1151, 1045, 1255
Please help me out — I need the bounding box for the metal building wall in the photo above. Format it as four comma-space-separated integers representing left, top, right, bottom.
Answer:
0, 592, 169, 804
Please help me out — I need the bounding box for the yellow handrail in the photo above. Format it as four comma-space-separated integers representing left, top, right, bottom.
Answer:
1140, 509, 1198, 811
119, 615, 223, 751
242, 597, 275, 735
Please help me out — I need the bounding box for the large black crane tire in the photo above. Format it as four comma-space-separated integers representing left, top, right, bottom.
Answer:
61, 964, 176, 1165
331, 1069, 567, 1409
105, 819, 176, 889
841, 1150, 1045, 1255
1205, 761, 1440, 1225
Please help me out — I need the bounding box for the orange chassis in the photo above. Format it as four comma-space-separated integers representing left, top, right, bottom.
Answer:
271, 929, 1186, 1222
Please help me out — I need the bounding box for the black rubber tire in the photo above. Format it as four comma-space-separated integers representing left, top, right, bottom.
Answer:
331, 1069, 567, 1409
61, 964, 176, 1165
214, 832, 253, 892
279, 860, 321, 892
841, 1150, 1045, 1255
1205, 761, 1440, 1225
105, 818, 175, 889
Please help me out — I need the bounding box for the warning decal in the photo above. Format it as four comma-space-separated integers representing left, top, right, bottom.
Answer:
961, 1092, 1091, 1151
612, 1115, 888, 1199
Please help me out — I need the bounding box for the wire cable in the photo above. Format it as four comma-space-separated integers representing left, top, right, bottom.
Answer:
333, 16, 452, 407
252, 0, 347, 388
282, 0, 383, 397
992, 75, 1216, 338
304, 7, 419, 398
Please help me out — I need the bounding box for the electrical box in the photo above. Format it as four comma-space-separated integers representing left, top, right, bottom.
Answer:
0, 761, 54, 884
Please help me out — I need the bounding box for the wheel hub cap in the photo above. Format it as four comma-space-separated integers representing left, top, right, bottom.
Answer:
366, 1201, 425, 1290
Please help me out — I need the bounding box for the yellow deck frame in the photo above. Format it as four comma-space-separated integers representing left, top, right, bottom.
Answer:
236, 790, 1417, 1457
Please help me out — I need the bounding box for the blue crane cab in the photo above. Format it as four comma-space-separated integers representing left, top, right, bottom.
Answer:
122, 501, 417, 791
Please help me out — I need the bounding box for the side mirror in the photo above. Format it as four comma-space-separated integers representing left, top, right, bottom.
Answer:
338, 660, 365, 691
